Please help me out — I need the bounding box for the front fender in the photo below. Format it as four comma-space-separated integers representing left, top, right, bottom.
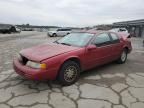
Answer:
61, 56, 81, 64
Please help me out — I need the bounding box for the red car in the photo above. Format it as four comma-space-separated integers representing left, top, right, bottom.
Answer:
13, 31, 132, 85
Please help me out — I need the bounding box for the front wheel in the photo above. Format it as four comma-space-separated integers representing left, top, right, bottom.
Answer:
117, 49, 128, 64
52, 33, 57, 37
67, 33, 70, 35
57, 61, 80, 86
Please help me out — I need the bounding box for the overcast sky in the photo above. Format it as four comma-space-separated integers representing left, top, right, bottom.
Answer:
0, 0, 144, 27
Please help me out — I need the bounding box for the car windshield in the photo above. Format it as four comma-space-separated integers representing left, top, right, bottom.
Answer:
56, 33, 94, 47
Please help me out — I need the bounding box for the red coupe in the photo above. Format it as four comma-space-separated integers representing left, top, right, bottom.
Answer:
13, 31, 132, 85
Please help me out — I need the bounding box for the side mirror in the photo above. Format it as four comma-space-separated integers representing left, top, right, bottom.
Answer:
87, 45, 96, 51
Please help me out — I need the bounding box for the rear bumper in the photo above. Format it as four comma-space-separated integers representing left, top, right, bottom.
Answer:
13, 59, 58, 80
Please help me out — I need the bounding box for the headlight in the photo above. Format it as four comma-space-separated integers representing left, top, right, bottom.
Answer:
26, 61, 47, 69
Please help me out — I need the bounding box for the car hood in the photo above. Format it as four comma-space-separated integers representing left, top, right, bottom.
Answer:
20, 43, 79, 62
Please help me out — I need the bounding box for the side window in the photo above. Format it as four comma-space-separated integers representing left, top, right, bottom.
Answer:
119, 28, 126, 32
110, 33, 120, 43
66, 29, 71, 31
63, 29, 69, 31
60, 29, 64, 31
57, 29, 61, 31
94, 33, 111, 47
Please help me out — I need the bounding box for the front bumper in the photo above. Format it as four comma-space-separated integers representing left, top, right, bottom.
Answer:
47, 32, 53, 36
13, 59, 57, 80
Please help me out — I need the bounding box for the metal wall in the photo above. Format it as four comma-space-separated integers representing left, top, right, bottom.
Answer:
141, 27, 144, 38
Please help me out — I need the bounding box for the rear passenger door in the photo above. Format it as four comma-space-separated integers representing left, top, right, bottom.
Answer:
109, 33, 122, 60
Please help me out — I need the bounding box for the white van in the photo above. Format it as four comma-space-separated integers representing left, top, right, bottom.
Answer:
47, 28, 72, 37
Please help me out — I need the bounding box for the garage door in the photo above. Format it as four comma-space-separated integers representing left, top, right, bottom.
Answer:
135, 27, 140, 37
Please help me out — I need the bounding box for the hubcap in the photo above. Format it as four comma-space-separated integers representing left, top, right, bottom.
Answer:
121, 51, 126, 62
64, 66, 77, 82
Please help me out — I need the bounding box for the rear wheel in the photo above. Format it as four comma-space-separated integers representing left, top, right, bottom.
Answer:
57, 61, 80, 86
117, 49, 128, 64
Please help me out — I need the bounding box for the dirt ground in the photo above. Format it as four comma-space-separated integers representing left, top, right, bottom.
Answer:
0, 31, 144, 108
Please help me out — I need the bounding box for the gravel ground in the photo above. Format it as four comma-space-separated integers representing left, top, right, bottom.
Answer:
0, 31, 144, 108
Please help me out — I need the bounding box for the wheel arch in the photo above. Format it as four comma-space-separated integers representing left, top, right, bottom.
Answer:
52, 33, 57, 36
123, 46, 129, 53
56, 57, 81, 85
62, 57, 81, 69
57, 56, 81, 76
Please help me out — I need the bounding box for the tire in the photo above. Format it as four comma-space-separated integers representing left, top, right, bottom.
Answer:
57, 61, 80, 86
67, 33, 70, 35
52, 33, 57, 37
117, 49, 128, 64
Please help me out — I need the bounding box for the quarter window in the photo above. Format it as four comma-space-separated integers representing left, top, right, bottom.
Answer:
94, 33, 111, 47
57, 29, 71, 31
110, 33, 120, 43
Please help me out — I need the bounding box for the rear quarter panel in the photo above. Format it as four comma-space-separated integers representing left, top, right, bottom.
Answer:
118, 33, 132, 53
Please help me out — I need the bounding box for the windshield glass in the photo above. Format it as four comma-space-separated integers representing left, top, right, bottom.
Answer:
56, 33, 94, 47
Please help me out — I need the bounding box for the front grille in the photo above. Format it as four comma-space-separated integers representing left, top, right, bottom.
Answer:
20, 55, 28, 65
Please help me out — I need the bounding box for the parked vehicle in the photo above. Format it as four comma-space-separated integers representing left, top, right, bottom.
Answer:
47, 28, 72, 37
13, 31, 132, 86
109, 28, 128, 33
0, 24, 21, 34
15, 26, 21, 33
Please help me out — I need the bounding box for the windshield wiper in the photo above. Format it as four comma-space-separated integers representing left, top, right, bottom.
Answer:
60, 42, 71, 46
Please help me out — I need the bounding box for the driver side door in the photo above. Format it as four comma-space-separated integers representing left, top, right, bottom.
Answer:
84, 33, 113, 69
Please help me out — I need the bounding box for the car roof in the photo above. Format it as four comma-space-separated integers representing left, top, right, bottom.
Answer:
58, 28, 71, 30
87, 30, 109, 34
72, 30, 111, 35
